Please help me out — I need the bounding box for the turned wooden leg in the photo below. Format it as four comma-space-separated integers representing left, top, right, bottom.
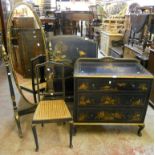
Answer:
137, 125, 145, 137
69, 123, 73, 148
32, 124, 39, 151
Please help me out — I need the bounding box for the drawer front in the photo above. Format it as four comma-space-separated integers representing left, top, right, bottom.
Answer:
77, 93, 146, 107
75, 109, 144, 123
77, 78, 150, 92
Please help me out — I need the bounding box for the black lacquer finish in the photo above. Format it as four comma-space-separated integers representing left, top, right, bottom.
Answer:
73, 57, 153, 135
48, 35, 97, 102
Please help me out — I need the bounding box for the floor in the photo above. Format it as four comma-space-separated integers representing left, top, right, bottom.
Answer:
0, 64, 154, 155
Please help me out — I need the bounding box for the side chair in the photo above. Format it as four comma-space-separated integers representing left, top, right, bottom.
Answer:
31, 61, 73, 151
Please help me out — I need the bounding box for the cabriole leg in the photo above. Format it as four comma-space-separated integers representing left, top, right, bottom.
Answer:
32, 124, 39, 151
137, 125, 145, 137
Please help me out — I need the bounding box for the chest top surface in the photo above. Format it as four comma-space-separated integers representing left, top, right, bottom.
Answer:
74, 57, 153, 79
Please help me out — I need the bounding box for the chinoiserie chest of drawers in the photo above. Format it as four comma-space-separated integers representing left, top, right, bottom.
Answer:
73, 57, 153, 136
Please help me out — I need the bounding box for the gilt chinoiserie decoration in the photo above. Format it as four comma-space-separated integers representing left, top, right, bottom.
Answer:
48, 35, 97, 101
73, 57, 153, 137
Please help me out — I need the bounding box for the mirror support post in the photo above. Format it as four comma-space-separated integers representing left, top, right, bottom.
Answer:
2, 45, 37, 138
2, 45, 23, 138
0, 0, 7, 53
6, 64, 23, 138
6, 62, 37, 137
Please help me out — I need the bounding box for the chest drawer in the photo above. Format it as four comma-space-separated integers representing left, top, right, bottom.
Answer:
75, 108, 144, 123
77, 78, 150, 92
77, 93, 147, 107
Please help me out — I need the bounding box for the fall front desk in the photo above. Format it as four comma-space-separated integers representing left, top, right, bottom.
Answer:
73, 57, 153, 136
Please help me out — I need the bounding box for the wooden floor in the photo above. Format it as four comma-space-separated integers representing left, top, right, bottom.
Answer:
0, 64, 154, 154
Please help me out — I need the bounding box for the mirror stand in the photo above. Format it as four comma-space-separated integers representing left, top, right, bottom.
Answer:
3, 2, 48, 138
2, 45, 37, 138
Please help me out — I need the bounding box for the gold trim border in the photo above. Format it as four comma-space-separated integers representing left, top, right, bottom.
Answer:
73, 122, 144, 126
74, 75, 153, 79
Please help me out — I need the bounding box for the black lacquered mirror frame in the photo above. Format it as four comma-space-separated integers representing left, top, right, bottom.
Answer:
5, 2, 47, 137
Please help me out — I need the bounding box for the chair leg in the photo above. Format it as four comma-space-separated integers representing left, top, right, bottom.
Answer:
32, 124, 39, 151
14, 112, 23, 138
73, 126, 77, 136
69, 123, 73, 148
33, 92, 37, 103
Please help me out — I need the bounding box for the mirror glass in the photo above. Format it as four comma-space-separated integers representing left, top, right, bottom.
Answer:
7, 3, 46, 104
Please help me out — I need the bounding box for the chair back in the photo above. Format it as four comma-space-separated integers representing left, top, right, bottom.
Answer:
31, 54, 46, 102
31, 54, 46, 85
35, 61, 65, 101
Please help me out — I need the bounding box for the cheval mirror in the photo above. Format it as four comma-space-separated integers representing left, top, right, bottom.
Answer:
7, 2, 47, 104
6, 2, 47, 137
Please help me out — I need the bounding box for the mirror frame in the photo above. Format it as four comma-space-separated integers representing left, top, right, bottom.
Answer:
7, 2, 48, 104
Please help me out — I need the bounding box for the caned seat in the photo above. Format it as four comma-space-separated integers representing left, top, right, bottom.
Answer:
33, 100, 71, 122
31, 61, 73, 151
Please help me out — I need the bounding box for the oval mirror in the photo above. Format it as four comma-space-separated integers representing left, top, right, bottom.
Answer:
7, 2, 47, 104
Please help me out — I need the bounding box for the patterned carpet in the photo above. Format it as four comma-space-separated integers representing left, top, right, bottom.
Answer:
0, 64, 154, 155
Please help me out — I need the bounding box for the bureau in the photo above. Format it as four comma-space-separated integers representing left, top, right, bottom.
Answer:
72, 57, 153, 143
